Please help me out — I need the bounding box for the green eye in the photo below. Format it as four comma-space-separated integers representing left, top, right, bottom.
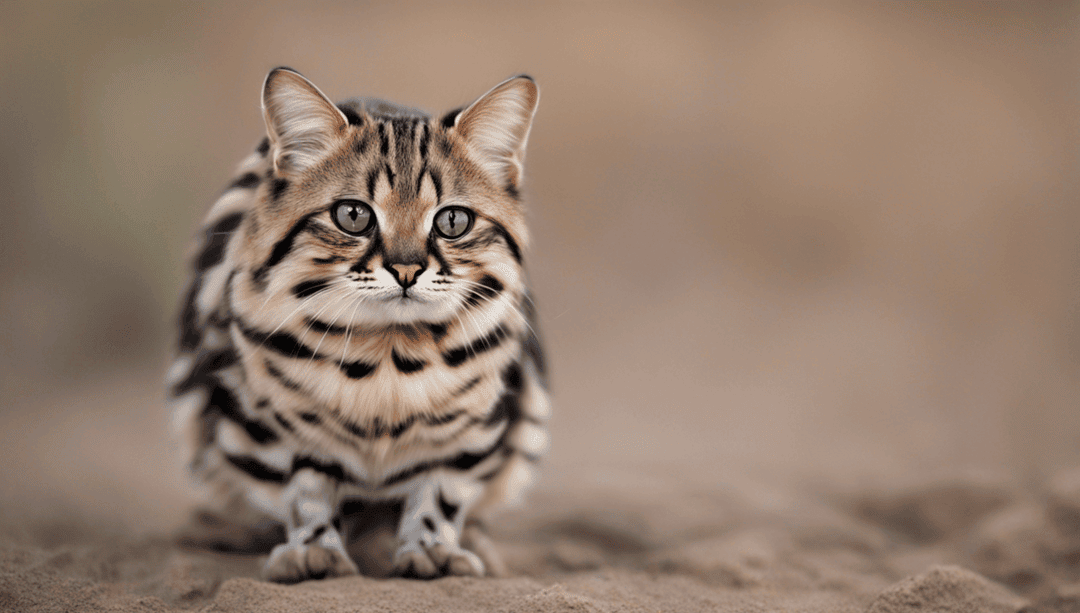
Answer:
331, 200, 374, 235
433, 207, 474, 239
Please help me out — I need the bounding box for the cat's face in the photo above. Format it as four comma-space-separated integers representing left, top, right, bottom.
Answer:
241, 69, 538, 328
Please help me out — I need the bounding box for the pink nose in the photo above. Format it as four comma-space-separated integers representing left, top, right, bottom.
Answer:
390, 263, 423, 287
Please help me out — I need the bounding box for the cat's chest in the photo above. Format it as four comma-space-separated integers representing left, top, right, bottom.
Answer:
234, 319, 475, 421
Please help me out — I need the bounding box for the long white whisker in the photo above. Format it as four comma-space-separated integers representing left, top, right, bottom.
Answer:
247, 273, 295, 323
301, 291, 362, 380
339, 294, 367, 370
455, 304, 494, 364
332, 294, 372, 414
503, 299, 537, 338
285, 288, 355, 368
295, 286, 353, 338
451, 278, 536, 338
267, 283, 347, 337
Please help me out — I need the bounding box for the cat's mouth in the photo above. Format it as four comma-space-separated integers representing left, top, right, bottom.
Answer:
378, 287, 431, 304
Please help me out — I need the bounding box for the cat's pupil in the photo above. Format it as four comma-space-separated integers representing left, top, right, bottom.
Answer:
333, 200, 373, 235
435, 207, 471, 239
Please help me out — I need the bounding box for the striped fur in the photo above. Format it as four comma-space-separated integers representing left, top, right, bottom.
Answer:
169, 68, 548, 582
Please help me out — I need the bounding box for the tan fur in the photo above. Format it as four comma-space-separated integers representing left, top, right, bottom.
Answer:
169, 69, 548, 580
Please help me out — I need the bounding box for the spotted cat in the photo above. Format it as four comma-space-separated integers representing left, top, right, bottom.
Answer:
168, 67, 549, 582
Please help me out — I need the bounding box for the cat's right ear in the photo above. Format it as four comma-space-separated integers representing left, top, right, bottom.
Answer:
262, 67, 349, 175
452, 75, 539, 194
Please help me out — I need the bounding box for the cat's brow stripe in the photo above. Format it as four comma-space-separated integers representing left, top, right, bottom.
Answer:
355, 133, 371, 155
377, 122, 389, 156
393, 119, 413, 158
417, 122, 430, 159
383, 162, 396, 189
365, 166, 380, 201
429, 167, 443, 201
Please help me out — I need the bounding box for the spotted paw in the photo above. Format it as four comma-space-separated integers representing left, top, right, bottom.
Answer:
262, 543, 360, 583
393, 541, 485, 578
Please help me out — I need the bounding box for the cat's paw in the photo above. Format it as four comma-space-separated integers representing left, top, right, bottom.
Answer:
393, 540, 485, 578
262, 542, 360, 583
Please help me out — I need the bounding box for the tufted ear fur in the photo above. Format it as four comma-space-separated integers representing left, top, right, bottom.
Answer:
453, 75, 539, 193
262, 67, 348, 175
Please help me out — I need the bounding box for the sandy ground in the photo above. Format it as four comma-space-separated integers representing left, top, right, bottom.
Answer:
2, 369, 1079, 613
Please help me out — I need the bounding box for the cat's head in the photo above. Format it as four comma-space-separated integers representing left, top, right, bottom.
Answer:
242, 67, 538, 328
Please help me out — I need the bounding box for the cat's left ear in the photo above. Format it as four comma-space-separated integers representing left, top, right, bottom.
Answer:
453, 75, 539, 193
262, 67, 349, 175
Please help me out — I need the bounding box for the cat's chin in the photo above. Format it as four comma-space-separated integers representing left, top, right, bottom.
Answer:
348, 293, 457, 326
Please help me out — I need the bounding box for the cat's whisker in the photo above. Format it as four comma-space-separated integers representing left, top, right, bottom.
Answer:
449, 278, 535, 336
283, 288, 355, 373
301, 290, 361, 380
339, 294, 367, 370
248, 278, 286, 323
267, 283, 346, 337
454, 305, 492, 364
294, 286, 353, 338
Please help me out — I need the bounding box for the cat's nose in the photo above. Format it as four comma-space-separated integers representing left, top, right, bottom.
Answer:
388, 263, 424, 288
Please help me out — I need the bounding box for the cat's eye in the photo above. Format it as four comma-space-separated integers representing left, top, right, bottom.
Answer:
331, 200, 374, 236
433, 207, 474, 239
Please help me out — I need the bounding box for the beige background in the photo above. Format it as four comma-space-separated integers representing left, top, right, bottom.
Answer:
1, 2, 1078, 530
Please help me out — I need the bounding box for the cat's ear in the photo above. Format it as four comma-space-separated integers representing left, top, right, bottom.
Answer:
452, 75, 539, 193
262, 67, 349, 175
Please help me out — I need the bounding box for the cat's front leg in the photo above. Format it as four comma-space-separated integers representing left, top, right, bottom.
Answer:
262, 467, 359, 583
393, 475, 485, 577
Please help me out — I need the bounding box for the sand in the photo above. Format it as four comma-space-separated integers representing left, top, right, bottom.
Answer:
3, 371, 1079, 613
0, 472, 1063, 613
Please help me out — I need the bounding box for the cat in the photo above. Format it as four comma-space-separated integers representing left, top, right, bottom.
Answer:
168, 67, 549, 582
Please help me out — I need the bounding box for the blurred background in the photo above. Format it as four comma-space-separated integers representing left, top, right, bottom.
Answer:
0, 1, 1077, 528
